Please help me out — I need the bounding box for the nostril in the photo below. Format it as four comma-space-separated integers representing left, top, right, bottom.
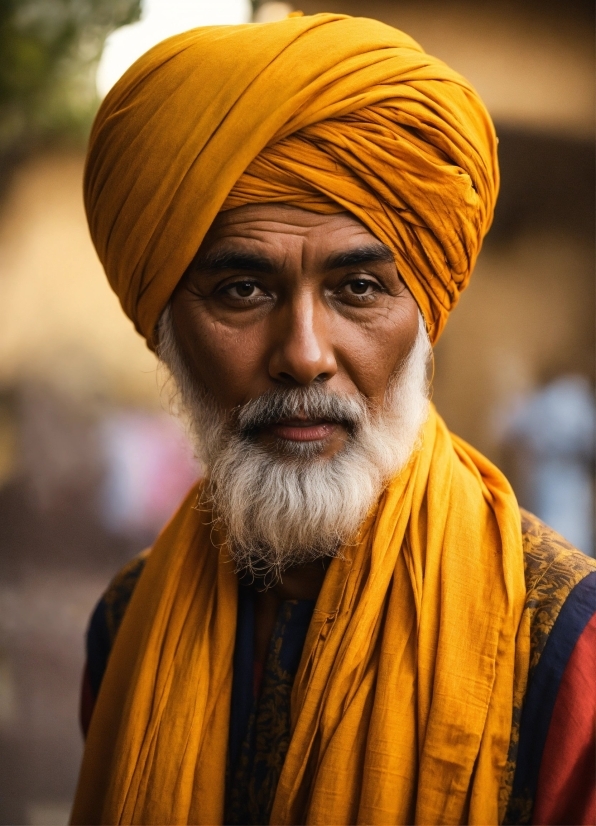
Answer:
276, 371, 331, 385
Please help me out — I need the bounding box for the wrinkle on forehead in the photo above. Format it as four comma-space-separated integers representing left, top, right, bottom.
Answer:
205, 204, 372, 241
198, 204, 385, 274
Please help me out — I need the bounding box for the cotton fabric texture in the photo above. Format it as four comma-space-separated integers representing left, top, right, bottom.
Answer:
71, 408, 527, 825
84, 13, 499, 346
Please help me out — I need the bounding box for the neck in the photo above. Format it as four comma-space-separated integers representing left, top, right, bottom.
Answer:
272, 557, 330, 600
243, 556, 330, 600
251, 558, 330, 670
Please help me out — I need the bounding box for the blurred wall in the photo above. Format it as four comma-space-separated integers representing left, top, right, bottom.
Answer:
0, 154, 159, 405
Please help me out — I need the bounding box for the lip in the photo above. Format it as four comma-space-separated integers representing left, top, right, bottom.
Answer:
268, 420, 337, 442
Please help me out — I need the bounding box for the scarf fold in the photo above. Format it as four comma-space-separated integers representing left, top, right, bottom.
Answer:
71, 407, 527, 825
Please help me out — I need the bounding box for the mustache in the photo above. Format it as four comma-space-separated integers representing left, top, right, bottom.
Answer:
231, 385, 369, 438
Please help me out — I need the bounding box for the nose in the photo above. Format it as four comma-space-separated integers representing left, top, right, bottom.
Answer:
268, 292, 337, 386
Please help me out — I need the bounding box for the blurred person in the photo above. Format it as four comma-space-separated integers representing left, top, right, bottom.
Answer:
71, 14, 595, 826
502, 375, 595, 556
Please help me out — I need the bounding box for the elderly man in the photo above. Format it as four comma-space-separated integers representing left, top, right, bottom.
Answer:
72, 13, 595, 826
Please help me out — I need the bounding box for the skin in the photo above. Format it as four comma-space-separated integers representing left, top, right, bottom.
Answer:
170, 204, 420, 660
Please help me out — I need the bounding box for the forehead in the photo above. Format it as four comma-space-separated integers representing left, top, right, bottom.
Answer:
199, 204, 382, 259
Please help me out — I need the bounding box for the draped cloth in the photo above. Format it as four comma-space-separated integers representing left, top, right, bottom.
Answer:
71, 408, 527, 825
83, 14, 498, 346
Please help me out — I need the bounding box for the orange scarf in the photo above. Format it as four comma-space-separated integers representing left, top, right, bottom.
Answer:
71, 408, 527, 824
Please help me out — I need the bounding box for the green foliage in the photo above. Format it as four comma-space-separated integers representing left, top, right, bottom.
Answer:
0, 0, 141, 174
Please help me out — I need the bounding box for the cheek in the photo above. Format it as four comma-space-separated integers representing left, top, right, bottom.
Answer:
171, 299, 268, 408
335, 299, 420, 400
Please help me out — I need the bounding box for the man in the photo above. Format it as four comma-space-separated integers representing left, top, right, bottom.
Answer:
72, 13, 595, 826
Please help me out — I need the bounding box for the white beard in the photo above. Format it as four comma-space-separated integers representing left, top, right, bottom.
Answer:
158, 307, 431, 583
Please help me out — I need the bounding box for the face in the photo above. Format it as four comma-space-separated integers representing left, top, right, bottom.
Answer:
170, 204, 420, 459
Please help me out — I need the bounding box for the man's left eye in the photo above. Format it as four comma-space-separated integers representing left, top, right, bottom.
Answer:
343, 279, 379, 297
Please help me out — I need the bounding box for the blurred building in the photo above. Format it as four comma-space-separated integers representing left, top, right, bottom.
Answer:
0, 1, 593, 823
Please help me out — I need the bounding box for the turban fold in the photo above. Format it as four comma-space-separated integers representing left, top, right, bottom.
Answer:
84, 13, 498, 346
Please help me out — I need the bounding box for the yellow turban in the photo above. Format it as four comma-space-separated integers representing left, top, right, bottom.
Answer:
84, 13, 498, 346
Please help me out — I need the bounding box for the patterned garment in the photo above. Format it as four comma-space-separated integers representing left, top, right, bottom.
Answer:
503, 514, 596, 824
81, 511, 595, 825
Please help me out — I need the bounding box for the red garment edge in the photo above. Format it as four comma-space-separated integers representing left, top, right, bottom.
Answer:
533, 612, 596, 825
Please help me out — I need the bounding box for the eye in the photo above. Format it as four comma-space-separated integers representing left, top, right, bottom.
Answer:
339, 278, 382, 300
222, 281, 266, 300
348, 279, 374, 295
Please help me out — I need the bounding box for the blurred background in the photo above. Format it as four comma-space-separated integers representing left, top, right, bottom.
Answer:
0, 0, 593, 822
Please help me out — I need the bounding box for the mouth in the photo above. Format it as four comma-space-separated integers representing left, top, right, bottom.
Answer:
235, 393, 359, 454
267, 417, 339, 442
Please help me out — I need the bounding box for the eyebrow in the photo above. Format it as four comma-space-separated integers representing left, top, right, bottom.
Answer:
191, 249, 276, 274
191, 241, 395, 276
324, 243, 395, 270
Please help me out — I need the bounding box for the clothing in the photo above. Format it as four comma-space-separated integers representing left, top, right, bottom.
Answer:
81, 511, 596, 826
84, 14, 498, 346
72, 408, 526, 824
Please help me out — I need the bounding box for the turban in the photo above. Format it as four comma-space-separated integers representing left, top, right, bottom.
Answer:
84, 13, 499, 347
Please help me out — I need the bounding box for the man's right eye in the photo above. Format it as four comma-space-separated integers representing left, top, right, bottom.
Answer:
223, 281, 265, 299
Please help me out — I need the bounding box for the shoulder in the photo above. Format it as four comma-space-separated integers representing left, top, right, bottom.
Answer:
99, 549, 151, 644
503, 510, 596, 824
521, 507, 595, 583
520, 507, 596, 670
85, 549, 150, 697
